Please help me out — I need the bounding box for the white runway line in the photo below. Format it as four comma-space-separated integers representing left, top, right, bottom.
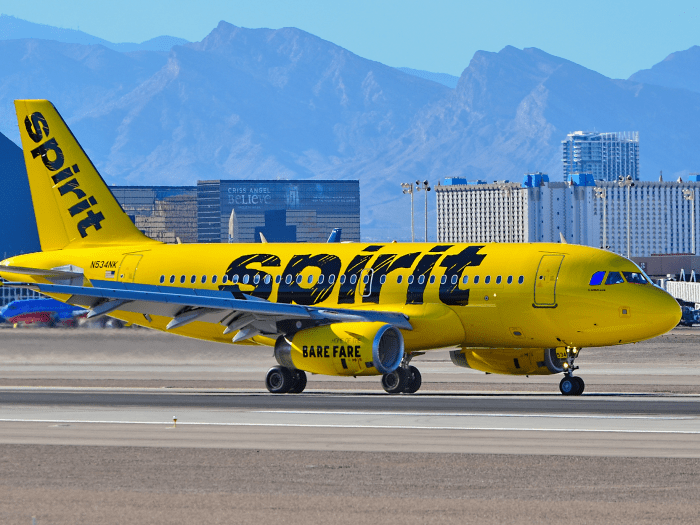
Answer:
253, 410, 693, 420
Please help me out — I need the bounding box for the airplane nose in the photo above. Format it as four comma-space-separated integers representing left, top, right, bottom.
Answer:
654, 288, 682, 336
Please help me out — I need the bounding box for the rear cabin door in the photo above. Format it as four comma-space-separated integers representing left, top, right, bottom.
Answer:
533, 255, 564, 307
118, 254, 142, 283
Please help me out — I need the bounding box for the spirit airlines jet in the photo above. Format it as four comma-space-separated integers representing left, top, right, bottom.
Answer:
0, 100, 682, 395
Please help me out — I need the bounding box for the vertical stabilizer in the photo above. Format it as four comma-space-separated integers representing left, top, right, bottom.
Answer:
14, 100, 157, 251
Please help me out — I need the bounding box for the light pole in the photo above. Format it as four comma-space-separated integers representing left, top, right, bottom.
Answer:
683, 188, 696, 255
594, 186, 607, 249
401, 182, 415, 242
415, 180, 431, 242
618, 175, 635, 258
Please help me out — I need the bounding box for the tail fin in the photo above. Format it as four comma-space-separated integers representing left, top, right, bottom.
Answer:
14, 100, 157, 251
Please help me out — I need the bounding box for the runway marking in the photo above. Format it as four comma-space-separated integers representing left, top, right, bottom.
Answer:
1, 418, 700, 434
253, 410, 694, 421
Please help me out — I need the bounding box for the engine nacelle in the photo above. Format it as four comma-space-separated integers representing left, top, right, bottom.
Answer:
274, 321, 404, 377
449, 347, 565, 376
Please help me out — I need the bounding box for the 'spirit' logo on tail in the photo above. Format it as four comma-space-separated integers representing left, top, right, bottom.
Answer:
24, 112, 105, 238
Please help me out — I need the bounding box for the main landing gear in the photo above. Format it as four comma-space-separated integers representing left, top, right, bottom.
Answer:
265, 366, 307, 394
559, 347, 585, 396
381, 365, 422, 394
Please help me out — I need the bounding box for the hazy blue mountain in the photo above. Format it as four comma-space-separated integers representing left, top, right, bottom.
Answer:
0, 14, 188, 52
2, 17, 700, 240
628, 46, 700, 94
0, 131, 40, 257
396, 67, 459, 89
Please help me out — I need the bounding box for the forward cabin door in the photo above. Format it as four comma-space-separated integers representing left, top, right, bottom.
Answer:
533, 255, 564, 307
118, 254, 142, 283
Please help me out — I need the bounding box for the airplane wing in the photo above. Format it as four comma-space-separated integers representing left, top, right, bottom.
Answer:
3, 278, 412, 342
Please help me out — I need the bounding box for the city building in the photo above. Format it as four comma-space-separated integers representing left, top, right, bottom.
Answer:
562, 131, 640, 182
197, 180, 360, 243
436, 174, 700, 258
111, 186, 198, 244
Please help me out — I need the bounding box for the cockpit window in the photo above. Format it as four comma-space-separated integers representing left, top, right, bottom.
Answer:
622, 272, 648, 284
589, 271, 605, 286
605, 271, 624, 285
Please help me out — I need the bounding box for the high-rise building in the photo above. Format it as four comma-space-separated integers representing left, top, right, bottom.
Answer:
562, 131, 640, 182
197, 180, 360, 243
436, 175, 700, 258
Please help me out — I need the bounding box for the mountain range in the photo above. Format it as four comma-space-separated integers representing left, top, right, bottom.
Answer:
1, 16, 699, 241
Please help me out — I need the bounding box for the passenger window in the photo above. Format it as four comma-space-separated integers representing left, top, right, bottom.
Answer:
296, 275, 303, 284
212, 275, 218, 284
507, 276, 513, 284
362, 274, 370, 284
232, 275, 239, 284
418, 275, 425, 284
222, 275, 228, 284
318, 275, 325, 284
397, 275, 403, 284
253, 275, 260, 285
380, 275, 386, 284
243, 275, 250, 284
451, 275, 458, 285
308, 275, 314, 284
180, 275, 185, 284
159, 275, 165, 284
201, 275, 207, 284
589, 271, 606, 286
462, 276, 468, 284
264, 275, 271, 285
350, 275, 357, 285
340, 275, 346, 284
430, 276, 436, 284
440, 276, 446, 284
518, 276, 524, 284
623, 272, 648, 284
496, 276, 502, 284
275, 275, 281, 284
329, 275, 336, 284
408, 275, 414, 284
474, 276, 480, 284
605, 272, 624, 285
485, 276, 491, 284
169, 275, 175, 284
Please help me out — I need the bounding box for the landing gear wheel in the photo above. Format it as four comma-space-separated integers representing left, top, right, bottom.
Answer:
288, 370, 307, 394
403, 365, 422, 394
559, 375, 583, 396
265, 366, 293, 394
381, 367, 409, 394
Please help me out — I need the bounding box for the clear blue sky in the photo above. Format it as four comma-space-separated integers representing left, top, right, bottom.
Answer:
1, 0, 698, 79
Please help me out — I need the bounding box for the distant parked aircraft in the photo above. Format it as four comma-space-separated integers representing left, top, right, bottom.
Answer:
0, 298, 87, 327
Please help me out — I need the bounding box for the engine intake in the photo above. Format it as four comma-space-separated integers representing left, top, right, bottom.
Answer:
449, 347, 564, 375
275, 321, 404, 376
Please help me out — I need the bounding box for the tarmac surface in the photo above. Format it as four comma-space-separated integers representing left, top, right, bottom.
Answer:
1, 326, 699, 524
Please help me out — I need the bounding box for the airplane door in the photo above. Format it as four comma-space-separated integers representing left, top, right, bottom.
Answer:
360, 269, 374, 297
533, 255, 564, 307
118, 254, 142, 282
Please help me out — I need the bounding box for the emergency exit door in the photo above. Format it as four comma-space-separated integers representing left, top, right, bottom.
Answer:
118, 254, 142, 282
533, 255, 564, 307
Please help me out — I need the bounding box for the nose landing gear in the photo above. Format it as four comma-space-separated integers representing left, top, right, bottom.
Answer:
559, 347, 585, 396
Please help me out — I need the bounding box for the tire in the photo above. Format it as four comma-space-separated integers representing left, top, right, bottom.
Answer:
288, 370, 307, 394
265, 366, 293, 394
559, 376, 577, 396
573, 376, 585, 395
403, 365, 422, 394
381, 367, 408, 394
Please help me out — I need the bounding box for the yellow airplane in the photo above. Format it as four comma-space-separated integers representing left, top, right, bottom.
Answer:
0, 100, 682, 395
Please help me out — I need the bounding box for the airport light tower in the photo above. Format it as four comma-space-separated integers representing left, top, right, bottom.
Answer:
683, 188, 696, 255
618, 175, 635, 258
401, 182, 415, 242
415, 180, 431, 242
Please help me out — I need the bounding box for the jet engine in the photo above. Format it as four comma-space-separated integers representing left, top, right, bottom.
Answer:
449, 347, 565, 376
274, 321, 404, 376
